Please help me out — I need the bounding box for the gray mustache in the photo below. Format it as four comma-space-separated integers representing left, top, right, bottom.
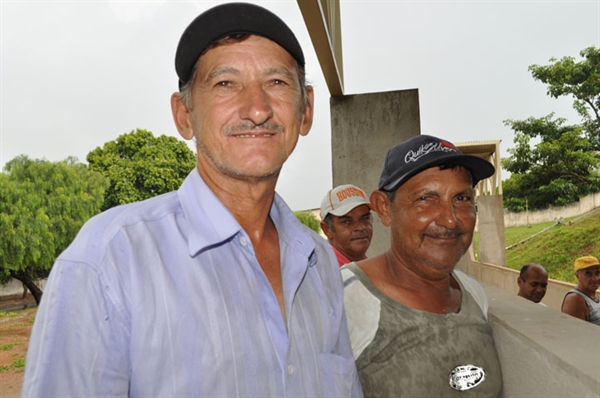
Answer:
224, 122, 284, 135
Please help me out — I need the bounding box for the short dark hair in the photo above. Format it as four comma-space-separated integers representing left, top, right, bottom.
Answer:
519, 264, 531, 280
520, 263, 544, 280
322, 213, 335, 232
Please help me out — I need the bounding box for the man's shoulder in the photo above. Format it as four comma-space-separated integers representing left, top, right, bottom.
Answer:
564, 289, 593, 304
341, 262, 359, 283
89, 191, 180, 231
61, 191, 182, 262
453, 269, 489, 318
453, 269, 484, 290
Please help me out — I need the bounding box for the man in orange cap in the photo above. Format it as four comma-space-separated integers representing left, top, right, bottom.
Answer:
562, 255, 600, 325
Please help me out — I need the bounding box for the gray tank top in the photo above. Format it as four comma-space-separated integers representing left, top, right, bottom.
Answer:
344, 263, 502, 397
563, 289, 600, 325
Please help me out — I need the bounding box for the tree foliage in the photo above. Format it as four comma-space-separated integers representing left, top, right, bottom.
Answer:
294, 211, 322, 234
529, 46, 600, 148
502, 47, 600, 211
87, 129, 196, 210
0, 156, 107, 303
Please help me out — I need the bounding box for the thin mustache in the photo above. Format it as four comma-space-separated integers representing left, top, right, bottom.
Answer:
352, 232, 369, 239
426, 230, 462, 239
224, 122, 284, 135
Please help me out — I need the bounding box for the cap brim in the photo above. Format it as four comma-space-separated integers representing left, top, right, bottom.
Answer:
326, 202, 373, 218
578, 262, 600, 270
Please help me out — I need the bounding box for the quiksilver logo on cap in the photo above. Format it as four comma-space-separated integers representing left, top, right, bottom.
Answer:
405, 141, 458, 164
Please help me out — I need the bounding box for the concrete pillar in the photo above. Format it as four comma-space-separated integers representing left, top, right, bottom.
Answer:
330, 89, 421, 257
478, 195, 506, 266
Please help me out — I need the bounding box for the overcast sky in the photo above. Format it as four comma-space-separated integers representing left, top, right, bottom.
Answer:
1, 0, 598, 210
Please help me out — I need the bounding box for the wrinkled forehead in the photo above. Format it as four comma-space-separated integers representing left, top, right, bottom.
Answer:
580, 265, 600, 274
190, 35, 302, 92
402, 164, 474, 190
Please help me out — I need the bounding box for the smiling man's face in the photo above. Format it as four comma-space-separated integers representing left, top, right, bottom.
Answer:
387, 166, 476, 279
176, 35, 313, 182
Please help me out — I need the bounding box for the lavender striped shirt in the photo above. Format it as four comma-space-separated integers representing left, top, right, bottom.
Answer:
22, 170, 361, 397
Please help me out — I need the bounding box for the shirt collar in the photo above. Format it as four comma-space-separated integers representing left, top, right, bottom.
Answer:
178, 170, 316, 261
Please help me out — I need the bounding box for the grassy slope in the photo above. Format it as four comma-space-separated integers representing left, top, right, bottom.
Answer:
475, 211, 600, 284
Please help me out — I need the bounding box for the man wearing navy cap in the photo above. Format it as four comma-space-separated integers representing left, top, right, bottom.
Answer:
23, 3, 361, 397
342, 135, 502, 396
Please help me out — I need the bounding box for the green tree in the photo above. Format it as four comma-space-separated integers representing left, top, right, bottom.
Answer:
529, 46, 600, 149
0, 156, 107, 304
502, 46, 600, 211
294, 211, 322, 234
502, 114, 600, 211
87, 129, 196, 210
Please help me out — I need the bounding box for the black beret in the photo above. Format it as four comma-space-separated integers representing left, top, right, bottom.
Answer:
175, 2, 305, 90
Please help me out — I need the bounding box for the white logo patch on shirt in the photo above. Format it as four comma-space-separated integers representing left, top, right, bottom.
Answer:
448, 364, 486, 391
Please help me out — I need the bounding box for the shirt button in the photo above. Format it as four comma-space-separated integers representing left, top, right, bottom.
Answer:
240, 236, 247, 246
287, 365, 294, 374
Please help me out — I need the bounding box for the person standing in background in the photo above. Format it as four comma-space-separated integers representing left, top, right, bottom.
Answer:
517, 263, 549, 305
321, 184, 374, 266
562, 255, 600, 325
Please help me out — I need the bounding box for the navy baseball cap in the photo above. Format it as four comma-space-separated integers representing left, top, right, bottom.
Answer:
378, 135, 495, 192
175, 2, 305, 90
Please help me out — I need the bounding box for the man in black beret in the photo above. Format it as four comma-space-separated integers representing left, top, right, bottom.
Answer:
342, 135, 502, 396
23, 3, 361, 397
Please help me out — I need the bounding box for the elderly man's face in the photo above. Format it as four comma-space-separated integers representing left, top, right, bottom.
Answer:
173, 35, 313, 182
577, 265, 600, 293
387, 166, 476, 279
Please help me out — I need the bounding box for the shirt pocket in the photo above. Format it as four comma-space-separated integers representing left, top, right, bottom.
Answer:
319, 352, 358, 397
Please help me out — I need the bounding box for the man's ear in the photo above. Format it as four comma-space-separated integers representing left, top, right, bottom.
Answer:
299, 86, 314, 137
370, 190, 392, 227
171, 92, 194, 140
517, 277, 524, 288
320, 221, 333, 241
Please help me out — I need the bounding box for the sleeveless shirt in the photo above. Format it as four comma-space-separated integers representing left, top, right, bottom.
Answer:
342, 262, 502, 397
563, 289, 600, 325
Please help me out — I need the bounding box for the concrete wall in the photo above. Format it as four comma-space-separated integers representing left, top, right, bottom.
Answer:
0, 278, 28, 297
485, 285, 600, 398
329, 89, 421, 257
504, 192, 600, 228
457, 251, 600, 397
0, 278, 46, 300
478, 195, 506, 267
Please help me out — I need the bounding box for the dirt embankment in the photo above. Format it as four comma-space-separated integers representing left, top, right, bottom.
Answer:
0, 296, 37, 398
